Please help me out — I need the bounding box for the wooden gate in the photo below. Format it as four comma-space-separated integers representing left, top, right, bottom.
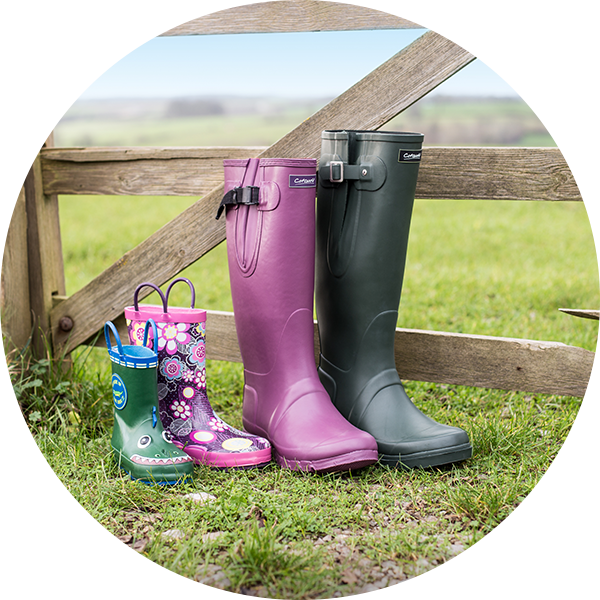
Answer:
1, 0, 595, 398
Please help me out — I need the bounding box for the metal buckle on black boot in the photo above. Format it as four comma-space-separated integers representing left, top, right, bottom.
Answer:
322, 160, 368, 183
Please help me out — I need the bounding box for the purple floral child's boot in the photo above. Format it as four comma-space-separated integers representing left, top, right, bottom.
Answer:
125, 278, 271, 468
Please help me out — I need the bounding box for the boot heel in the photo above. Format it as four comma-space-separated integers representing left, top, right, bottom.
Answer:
105, 319, 194, 485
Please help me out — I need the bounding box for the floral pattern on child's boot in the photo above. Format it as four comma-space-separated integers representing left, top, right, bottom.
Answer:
162, 384, 270, 468
125, 278, 271, 469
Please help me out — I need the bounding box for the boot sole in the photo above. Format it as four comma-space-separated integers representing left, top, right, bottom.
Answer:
119, 467, 192, 486
174, 442, 272, 469
379, 442, 473, 469
273, 448, 378, 473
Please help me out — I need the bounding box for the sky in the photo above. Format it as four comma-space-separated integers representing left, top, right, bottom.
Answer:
78, 29, 518, 100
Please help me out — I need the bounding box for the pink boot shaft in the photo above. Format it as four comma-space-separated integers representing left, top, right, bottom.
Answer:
222, 157, 378, 472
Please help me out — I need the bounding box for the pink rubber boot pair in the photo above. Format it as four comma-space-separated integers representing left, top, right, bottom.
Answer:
217, 158, 378, 472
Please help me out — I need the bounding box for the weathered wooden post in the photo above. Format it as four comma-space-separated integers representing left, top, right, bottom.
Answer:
2, 1, 593, 398
21, 36, 68, 356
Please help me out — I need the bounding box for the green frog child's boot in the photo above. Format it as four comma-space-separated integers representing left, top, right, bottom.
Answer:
105, 319, 194, 484
315, 130, 472, 468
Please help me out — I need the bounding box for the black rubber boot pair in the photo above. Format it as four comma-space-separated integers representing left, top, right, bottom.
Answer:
316, 130, 472, 468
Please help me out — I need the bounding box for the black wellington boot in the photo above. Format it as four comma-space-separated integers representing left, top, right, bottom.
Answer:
315, 130, 472, 468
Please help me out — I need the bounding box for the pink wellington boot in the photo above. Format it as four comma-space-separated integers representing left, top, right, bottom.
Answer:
216, 157, 378, 472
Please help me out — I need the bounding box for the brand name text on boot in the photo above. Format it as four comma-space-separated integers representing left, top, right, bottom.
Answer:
289, 175, 317, 188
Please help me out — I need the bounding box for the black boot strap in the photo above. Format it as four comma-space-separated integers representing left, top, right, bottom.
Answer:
215, 186, 260, 220
319, 161, 371, 183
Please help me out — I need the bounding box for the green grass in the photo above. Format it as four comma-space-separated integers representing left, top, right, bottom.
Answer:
404, 200, 598, 349
16, 352, 579, 596
7, 98, 599, 597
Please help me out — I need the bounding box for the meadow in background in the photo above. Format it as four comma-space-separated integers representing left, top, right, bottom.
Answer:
9, 89, 598, 597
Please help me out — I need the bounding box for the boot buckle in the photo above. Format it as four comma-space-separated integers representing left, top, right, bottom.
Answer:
238, 186, 260, 205
329, 161, 344, 183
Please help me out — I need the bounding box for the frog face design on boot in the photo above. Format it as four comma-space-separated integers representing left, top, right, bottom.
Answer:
124, 279, 272, 469
130, 429, 185, 466
112, 408, 194, 484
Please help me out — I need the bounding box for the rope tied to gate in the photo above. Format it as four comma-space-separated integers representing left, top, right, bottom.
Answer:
6, 0, 46, 48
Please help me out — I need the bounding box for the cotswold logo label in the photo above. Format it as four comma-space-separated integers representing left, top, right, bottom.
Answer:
289, 174, 317, 188
398, 150, 422, 162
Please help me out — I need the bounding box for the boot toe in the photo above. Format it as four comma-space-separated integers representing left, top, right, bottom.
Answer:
356, 383, 472, 467
269, 391, 378, 472
378, 424, 472, 468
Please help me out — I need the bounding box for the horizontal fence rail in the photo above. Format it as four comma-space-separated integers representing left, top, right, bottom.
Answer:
85, 309, 593, 398
41, 146, 581, 202
44, 0, 600, 40
41, 147, 264, 197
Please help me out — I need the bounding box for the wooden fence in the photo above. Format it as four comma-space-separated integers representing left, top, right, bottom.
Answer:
1, 0, 595, 398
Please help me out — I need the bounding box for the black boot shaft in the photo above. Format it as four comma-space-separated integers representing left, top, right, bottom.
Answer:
316, 130, 423, 369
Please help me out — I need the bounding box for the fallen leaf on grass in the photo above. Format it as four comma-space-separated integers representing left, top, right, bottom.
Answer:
122, 511, 162, 525
115, 512, 162, 545
202, 531, 226, 543
161, 529, 185, 540
246, 505, 266, 527
99, 535, 150, 554
183, 492, 216, 504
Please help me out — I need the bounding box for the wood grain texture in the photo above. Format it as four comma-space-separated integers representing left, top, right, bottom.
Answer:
50, 31, 473, 355
51, 186, 225, 353
0, 2, 31, 352
44, 0, 600, 40
417, 147, 581, 202
262, 31, 474, 160
25, 151, 67, 357
83, 308, 592, 397
523, 25, 600, 79
87, 310, 243, 362
392, 327, 593, 398
41, 147, 264, 196
41, 146, 580, 202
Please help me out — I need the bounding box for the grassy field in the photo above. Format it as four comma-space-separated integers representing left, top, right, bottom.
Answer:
384, 97, 555, 146
8, 98, 598, 597
54, 96, 555, 148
